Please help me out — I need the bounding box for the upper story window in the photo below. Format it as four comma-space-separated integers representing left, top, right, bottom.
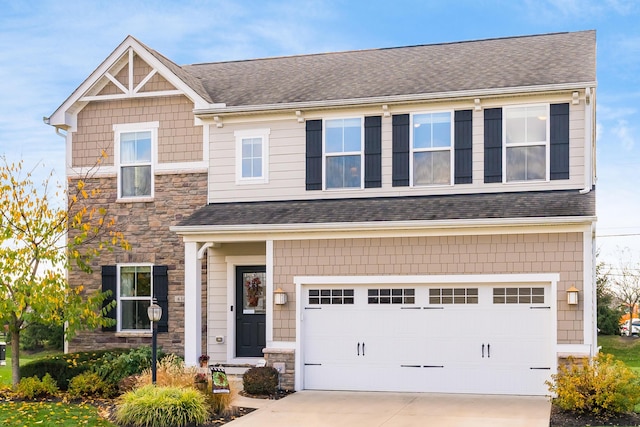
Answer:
504, 105, 548, 182
411, 112, 453, 186
114, 122, 158, 200
235, 129, 270, 184
324, 118, 363, 189
118, 265, 153, 332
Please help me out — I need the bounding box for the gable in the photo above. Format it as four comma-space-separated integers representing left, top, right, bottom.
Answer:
47, 36, 213, 129
93, 52, 178, 97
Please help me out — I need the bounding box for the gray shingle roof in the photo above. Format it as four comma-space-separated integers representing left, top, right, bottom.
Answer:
179, 31, 595, 107
177, 189, 595, 228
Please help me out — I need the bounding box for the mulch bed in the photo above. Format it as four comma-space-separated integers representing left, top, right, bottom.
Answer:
550, 405, 640, 426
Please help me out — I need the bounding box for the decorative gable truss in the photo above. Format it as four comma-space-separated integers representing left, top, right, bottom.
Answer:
47, 35, 214, 131
80, 48, 182, 102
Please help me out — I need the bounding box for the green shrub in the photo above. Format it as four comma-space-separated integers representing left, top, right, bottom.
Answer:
16, 373, 59, 399
20, 358, 86, 390
68, 371, 117, 399
243, 366, 278, 395
94, 346, 161, 387
547, 353, 640, 416
115, 385, 208, 427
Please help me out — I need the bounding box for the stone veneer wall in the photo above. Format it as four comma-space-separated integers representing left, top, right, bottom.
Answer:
263, 348, 295, 390
272, 232, 585, 344
67, 172, 207, 355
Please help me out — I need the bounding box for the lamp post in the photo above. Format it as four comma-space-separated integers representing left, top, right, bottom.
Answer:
147, 300, 162, 384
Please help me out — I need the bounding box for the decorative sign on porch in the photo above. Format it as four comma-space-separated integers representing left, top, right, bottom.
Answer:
210, 366, 230, 394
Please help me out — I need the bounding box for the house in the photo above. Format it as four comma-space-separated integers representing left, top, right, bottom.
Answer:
47, 30, 597, 396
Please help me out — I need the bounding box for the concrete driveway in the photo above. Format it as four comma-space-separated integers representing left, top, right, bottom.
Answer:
228, 390, 551, 427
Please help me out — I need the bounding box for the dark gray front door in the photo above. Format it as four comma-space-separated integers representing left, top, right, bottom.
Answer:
236, 266, 266, 357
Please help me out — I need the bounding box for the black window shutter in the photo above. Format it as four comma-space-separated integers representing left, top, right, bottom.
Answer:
484, 108, 503, 183
392, 114, 410, 187
101, 266, 117, 332
153, 265, 169, 333
550, 103, 570, 180
454, 110, 473, 184
364, 116, 382, 188
305, 120, 323, 190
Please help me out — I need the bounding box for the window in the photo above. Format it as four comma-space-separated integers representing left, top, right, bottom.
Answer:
101, 265, 168, 333
429, 288, 478, 304
411, 112, 453, 186
235, 129, 270, 184
504, 105, 548, 182
368, 288, 415, 304
324, 118, 363, 189
114, 122, 157, 199
308, 289, 354, 305
493, 287, 545, 304
118, 265, 153, 331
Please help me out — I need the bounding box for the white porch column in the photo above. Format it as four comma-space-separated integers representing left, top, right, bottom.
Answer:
184, 241, 202, 366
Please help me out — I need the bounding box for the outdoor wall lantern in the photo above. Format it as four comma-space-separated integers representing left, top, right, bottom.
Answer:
567, 285, 579, 306
274, 288, 288, 305
147, 300, 163, 384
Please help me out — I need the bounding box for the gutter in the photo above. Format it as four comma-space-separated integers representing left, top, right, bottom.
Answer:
193, 81, 598, 117
170, 215, 597, 236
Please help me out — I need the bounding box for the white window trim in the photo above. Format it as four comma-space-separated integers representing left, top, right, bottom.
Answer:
322, 116, 364, 191
409, 111, 454, 187
502, 104, 550, 183
234, 128, 270, 185
116, 263, 154, 333
114, 121, 158, 201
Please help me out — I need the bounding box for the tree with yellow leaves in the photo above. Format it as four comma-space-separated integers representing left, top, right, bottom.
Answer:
0, 157, 129, 386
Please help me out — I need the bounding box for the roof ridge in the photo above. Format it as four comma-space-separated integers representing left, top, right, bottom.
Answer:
181, 30, 594, 68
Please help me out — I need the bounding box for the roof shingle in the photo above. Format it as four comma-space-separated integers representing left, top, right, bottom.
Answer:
180, 31, 596, 107
177, 189, 595, 228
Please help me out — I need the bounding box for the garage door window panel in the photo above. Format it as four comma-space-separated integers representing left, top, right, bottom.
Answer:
493, 287, 544, 304
308, 289, 354, 305
368, 288, 415, 304
429, 288, 478, 304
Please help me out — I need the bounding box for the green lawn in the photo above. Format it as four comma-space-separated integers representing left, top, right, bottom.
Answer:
0, 401, 115, 427
599, 335, 640, 368
0, 344, 61, 386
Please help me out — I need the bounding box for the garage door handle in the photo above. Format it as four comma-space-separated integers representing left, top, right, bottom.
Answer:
357, 342, 360, 356
482, 344, 485, 358
487, 344, 490, 358
362, 342, 365, 356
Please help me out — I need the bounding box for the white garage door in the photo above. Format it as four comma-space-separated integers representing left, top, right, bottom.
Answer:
302, 284, 554, 395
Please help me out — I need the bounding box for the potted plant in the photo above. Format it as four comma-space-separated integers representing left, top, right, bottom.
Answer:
199, 354, 210, 367
245, 275, 263, 307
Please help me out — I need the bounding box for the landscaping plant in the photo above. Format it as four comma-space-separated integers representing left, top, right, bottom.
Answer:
547, 353, 640, 416
242, 366, 278, 395
115, 385, 208, 427
67, 371, 116, 399
15, 374, 58, 399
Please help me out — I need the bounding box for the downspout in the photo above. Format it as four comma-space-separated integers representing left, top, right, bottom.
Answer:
579, 87, 594, 194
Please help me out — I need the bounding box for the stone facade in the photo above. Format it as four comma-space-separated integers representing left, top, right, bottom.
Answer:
263, 348, 295, 390
67, 172, 207, 355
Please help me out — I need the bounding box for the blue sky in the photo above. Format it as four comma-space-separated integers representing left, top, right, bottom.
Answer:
0, 0, 638, 264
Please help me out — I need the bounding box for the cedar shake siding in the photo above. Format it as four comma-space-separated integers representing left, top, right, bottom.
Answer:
72, 95, 203, 168
272, 233, 585, 344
